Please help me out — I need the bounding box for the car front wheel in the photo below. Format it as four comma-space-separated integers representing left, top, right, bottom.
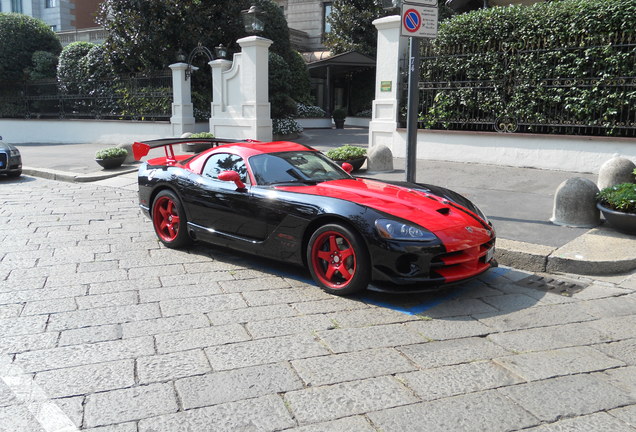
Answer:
307, 223, 370, 295
152, 190, 192, 248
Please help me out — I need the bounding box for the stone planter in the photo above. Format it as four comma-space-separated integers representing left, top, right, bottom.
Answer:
333, 157, 366, 172
597, 202, 636, 235
334, 119, 345, 129
95, 156, 126, 169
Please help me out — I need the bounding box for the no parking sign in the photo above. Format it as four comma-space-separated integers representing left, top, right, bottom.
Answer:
401, 1, 438, 39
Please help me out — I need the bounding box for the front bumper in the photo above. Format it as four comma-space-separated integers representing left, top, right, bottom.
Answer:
369, 234, 497, 290
0, 152, 21, 174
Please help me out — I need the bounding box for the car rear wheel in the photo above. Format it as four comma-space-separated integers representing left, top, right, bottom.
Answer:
307, 223, 370, 295
152, 190, 192, 248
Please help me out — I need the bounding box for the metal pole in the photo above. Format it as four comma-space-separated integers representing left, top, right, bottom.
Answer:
405, 36, 420, 183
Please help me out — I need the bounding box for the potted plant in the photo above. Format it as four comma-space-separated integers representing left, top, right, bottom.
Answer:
95, 147, 128, 169
326, 145, 367, 172
332, 108, 347, 129
184, 132, 215, 153
596, 180, 636, 235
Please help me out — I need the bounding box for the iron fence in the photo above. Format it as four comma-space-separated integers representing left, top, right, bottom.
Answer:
0, 71, 173, 121
413, 34, 636, 137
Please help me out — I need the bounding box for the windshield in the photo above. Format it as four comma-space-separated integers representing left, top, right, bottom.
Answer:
249, 151, 352, 185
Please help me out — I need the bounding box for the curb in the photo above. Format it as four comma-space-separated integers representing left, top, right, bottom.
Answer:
23, 166, 137, 183
496, 228, 636, 276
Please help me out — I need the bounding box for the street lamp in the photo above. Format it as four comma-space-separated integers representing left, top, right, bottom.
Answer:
381, 0, 402, 11
214, 44, 228, 59
241, 5, 265, 34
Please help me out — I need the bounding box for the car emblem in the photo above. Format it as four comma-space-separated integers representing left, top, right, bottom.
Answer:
465, 226, 474, 233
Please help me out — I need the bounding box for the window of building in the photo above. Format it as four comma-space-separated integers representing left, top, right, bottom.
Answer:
46, 0, 57, 8
50, 25, 57, 31
323, 2, 332, 34
11, 0, 23, 13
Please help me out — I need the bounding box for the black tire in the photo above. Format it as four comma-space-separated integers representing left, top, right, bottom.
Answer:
307, 223, 370, 295
151, 190, 192, 248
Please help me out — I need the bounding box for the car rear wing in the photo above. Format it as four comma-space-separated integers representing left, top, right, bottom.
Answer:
132, 138, 253, 163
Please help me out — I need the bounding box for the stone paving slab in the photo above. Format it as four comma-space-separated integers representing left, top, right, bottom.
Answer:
499, 374, 635, 422
367, 390, 540, 432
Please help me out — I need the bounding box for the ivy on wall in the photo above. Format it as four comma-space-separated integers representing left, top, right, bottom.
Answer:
420, 0, 636, 136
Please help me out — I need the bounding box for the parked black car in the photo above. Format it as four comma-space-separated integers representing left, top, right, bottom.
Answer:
0, 137, 22, 177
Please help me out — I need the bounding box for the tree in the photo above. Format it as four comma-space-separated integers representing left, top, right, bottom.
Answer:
323, 0, 385, 57
0, 13, 62, 81
97, 0, 293, 73
325, 0, 456, 58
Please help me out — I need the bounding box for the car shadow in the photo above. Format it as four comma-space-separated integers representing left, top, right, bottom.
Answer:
0, 175, 36, 184
183, 242, 547, 321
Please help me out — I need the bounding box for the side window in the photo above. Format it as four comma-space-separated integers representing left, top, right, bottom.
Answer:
202, 153, 249, 183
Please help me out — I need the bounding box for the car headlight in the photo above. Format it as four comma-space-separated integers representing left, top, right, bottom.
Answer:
375, 219, 438, 242
9, 149, 19, 157
472, 204, 489, 225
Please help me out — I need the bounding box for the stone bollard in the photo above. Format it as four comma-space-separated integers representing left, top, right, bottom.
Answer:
116, 142, 136, 164
551, 177, 600, 228
597, 156, 636, 190
366, 144, 394, 172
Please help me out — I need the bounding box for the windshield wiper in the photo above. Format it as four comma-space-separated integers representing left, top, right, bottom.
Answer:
270, 180, 319, 186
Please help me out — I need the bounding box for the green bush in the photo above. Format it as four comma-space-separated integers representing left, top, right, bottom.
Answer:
422, 0, 636, 136
57, 42, 95, 93
287, 50, 312, 104
326, 145, 366, 160
332, 108, 347, 120
0, 13, 61, 81
597, 183, 636, 213
190, 132, 215, 138
29, 51, 58, 80
269, 52, 297, 119
95, 147, 128, 160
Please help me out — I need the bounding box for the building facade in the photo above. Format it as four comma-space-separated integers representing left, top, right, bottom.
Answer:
0, 0, 100, 31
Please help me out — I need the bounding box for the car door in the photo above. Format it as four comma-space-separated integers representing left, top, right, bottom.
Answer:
186, 152, 266, 240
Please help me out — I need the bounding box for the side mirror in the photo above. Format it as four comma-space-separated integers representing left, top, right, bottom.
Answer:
218, 170, 246, 189
341, 162, 353, 174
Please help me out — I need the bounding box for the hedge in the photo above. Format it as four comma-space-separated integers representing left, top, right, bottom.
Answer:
421, 0, 636, 136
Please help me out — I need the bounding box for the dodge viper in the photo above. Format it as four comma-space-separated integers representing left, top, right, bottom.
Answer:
134, 138, 496, 295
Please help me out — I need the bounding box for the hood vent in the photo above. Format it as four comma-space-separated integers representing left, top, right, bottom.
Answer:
436, 207, 451, 215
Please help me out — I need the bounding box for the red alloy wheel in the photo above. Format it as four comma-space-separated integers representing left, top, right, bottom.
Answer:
310, 230, 357, 290
153, 195, 181, 243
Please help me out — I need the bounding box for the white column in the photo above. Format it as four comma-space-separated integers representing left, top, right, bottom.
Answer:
369, 16, 407, 154
237, 36, 273, 141
169, 62, 197, 137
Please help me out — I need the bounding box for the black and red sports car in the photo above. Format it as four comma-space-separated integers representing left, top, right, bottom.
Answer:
134, 138, 496, 295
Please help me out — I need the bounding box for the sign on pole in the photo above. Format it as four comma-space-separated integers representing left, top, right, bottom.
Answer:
401, 3, 438, 38
401, 0, 438, 183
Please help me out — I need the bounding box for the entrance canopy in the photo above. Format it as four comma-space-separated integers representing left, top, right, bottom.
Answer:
302, 51, 376, 116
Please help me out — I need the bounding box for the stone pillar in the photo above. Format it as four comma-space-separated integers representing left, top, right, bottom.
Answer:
208, 37, 273, 142
239, 36, 273, 141
369, 16, 406, 152
210, 59, 232, 113
169, 62, 198, 137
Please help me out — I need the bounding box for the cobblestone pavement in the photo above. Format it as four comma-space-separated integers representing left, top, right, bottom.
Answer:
1, 175, 636, 432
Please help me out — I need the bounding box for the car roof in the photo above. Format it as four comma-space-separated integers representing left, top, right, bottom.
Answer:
212, 140, 316, 158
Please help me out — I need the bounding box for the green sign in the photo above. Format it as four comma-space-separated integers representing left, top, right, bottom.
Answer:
381, 81, 392, 92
